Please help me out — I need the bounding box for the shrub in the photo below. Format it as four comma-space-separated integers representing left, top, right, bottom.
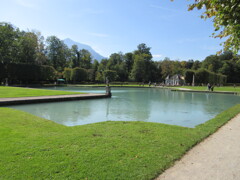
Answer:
71, 67, 88, 83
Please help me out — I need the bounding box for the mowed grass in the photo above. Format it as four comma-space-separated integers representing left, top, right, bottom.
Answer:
181, 86, 240, 92
1, 104, 240, 180
0, 86, 85, 98
72, 84, 240, 92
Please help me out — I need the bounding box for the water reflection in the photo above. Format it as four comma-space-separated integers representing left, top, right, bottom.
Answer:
9, 87, 240, 128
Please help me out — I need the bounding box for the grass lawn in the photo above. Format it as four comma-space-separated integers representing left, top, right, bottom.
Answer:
71, 84, 240, 92
0, 86, 85, 98
1, 104, 240, 179
180, 86, 240, 92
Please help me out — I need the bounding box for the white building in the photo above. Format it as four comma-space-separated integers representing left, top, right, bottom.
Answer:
165, 74, 185, 86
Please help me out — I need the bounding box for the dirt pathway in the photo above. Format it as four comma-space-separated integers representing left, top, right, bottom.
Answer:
156, 114, 240, 180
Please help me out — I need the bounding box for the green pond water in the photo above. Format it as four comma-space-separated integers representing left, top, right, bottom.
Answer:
9, 87, 240, 128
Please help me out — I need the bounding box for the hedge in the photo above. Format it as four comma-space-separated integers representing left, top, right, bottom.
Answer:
185, 69, 227, 85
5, 63, 56, 84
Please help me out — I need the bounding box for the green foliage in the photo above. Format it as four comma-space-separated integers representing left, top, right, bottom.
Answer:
18, 32, 38, 64
124, 52, 134, 74
69, 45, 80, 68
191, 60, 201, 70
0, 63, 6, 83
187, 0, 240, 53
40, 65, 56, 81
0, 23, 47, 66
87, 69, 96, 82
92, 60, 99, 71
7, 63, 40, 83
129, 44, 159, 82
185, 70, 195, 84
130, 54, 145, 82
63, 68, 72, 82
194, 69, 227, 85
46, 36, 68, 72
103, 70, 117, 82
95, 71, 104, 82
34, 31, 47, 65
6, 63, 56, 84
158, 59, 173, 78
201, 55, 222, 73
71, 67, 88, 83
1, 22, 240, 84
79, 49, 92, 69
134, 43, 152, 57
0, 22, 20, 63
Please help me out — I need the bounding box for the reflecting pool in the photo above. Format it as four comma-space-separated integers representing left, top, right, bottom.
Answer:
8, 87, 240, 128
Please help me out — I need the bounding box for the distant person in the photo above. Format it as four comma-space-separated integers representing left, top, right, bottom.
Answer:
207, 83, 211, 91
148, 81, 151, 87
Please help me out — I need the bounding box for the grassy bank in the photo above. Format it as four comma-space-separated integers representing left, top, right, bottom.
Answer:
180, 86, 240, 92
1, 104, 240, 179
0, 86, 85, 98
61, 84, 240, 92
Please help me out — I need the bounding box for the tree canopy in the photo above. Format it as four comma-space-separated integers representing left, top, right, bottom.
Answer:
1, 21, 240, 85
187, 0, 240, 53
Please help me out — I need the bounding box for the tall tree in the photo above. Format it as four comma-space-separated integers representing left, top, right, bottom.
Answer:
219, 51, 234, 61
92, 60, 99, 71
0, 22, 20, 64
107, 52, 124, 69
159, 58, 174, 78
201, 55, 222, 73
63, 68, 72, 83
134, 43, 152, 57
46, 36, 68, 72
134, 43, 153, 81
192, 60, 201, 70
124, 52, 134, 74
130, 54, 145, 82
69, 45, 80, 68
34, 31, 47, 65
18, 31, 38, 64
79, 49, 92, 69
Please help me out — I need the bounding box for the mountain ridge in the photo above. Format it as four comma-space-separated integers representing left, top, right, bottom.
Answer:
63, 38, 105, 61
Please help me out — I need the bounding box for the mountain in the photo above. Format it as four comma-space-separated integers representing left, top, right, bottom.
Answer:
63, 38, 105, 61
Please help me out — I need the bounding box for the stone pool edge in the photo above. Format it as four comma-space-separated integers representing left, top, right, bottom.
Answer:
0, 93, 111, 106
171, 89, 239, 95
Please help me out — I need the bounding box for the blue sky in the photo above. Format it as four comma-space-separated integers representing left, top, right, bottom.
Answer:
1, 0, 224, 61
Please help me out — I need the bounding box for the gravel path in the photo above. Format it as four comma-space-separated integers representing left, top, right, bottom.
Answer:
156, 113, 240, 180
